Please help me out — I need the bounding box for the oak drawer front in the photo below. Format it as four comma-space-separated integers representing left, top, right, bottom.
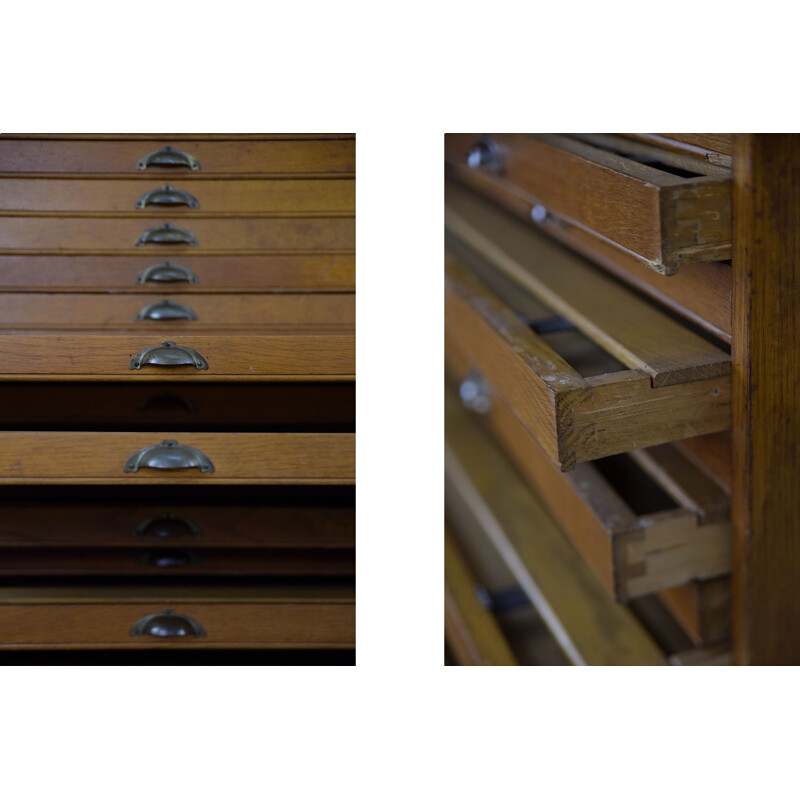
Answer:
0, 548, 355, 576
0, 293, 354, 328
445, 133, 731, 275
0, 254, 355, 292
0, 178, 355, 213
446, 340, 731, 600
0, 332, 354, 379
0, 139, 355, 175
0, 216, 354, 252
0, 432, 355, 483
0, 502, 354, 548
0, 600, 355, 647
0, 382, 355, 429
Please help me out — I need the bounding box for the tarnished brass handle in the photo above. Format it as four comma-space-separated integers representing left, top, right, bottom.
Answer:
139, 548, 196, 568
123, 439, 215, 473
135, 184, 200, 209
467, 136, 504, 173
136, 222, 198, 246
129, 340, 208, 370
134, 513, 202, 539
129, 609, 207, 638
136, 146, 201, 171
135, 299, 198, 321
136, 261, 199, 284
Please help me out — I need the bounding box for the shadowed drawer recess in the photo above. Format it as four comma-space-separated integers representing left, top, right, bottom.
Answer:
0, 132, 356, 655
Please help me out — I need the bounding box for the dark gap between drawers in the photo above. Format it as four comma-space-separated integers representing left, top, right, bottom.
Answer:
592, 453, 678, 516
0, 649, 356, 664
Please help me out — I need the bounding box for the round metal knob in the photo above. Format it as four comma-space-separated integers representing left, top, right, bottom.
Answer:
459, 371, 491, 414
530, 204, 548, 224
466, 137, 503, 172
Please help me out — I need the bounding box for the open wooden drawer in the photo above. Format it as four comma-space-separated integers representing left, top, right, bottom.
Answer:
0, 582, 355, 649
446, 337, 731, 599
0, 329, 354, 379
445, 133, 731, 274
0, 432, 355, 484
445, 184, 730, 470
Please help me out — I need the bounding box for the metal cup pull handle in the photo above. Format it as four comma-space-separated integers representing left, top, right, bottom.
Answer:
136, 222, 198, 246
135, 299, 198, 321
129, 609, 207, 638
467, 136, 504, 173
136, 146, 201, 171
134, 513, 202, 539
139, 548, 195, 568
129, 340, 208, 370
123, 439, 215, 473
136, 261, 200, 284
135, 184, 200, 209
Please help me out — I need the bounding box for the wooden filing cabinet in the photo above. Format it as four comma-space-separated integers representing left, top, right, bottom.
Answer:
445, 133, 800, 666
0, 133, 355, 659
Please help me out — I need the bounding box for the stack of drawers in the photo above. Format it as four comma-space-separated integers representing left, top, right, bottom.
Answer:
0, 134, 356, 657
444, 133, 733, 666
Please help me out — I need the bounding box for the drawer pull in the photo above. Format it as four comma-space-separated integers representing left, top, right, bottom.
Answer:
136, 222, 198, 247
467, 136, 503, 173
135, 184, 200, 209
129, 340, 208, 370
123, 439, 215, 473
459, 370, 491, 414
136, 145, 201, 172
129, 609, 207, 638
139, 548, 195, 568
136, 261, 200, 284
138, 392, 196, 412
135, 299, 199, 321
134, 513, 202, 539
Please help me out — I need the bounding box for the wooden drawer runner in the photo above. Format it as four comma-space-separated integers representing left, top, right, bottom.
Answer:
0, 216, 354, 252
0, 138, 355, 175
0, 548, 354, 576
0, 293, 354, 328
445, 133, 731, 274
0, 254, 355, 292
446, 343, 731, 599
0, 178, 355, 213
0, 432, 355, 484
0, 331, 354, 379
0, 382, 354, 429
659, 577, 731, 646
445, 190, 730, 469
0, 501, 354, 548
445, 383, 665, 665
0, 583, 355, 648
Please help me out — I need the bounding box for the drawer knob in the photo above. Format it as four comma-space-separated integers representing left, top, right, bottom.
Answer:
136, 261, 200, 284
467, 137, 503, 173
129, 340, 208, 370
459, 371, 491, 414
136, 145, 201, 172
135, 298, 199, 322
530, 204, 548, 224
134, 514, 202, 539
123, 439, 215, 473
130, 609, 207, 638
135, 184, 200, 209
139, 548, 195, 568
136, 222, 199, 247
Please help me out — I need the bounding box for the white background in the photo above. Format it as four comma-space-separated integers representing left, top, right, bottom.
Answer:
2, 2, 796, 798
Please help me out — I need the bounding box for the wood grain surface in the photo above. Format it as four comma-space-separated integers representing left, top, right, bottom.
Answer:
0, 139, 355, 174
0, 432, 355, 483
732, 134, 800, 664
0, 254, 355, 292
659, 577, 731, 646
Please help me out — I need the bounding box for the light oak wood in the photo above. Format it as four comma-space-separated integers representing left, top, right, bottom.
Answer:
445, 133, 731, 273
445, 385, 666, 665
0, 215, 354, 252
0, 331, 354, 379
0, 254, 355, 292
0, 178, 354, 213
0, 293, 354, 328
446, 342, 731, 599
0, 432, 355, 483
0, 138, 355, 175
444, 527, 518, 666
0, 503, 354, 547
445, 252, 730, 469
